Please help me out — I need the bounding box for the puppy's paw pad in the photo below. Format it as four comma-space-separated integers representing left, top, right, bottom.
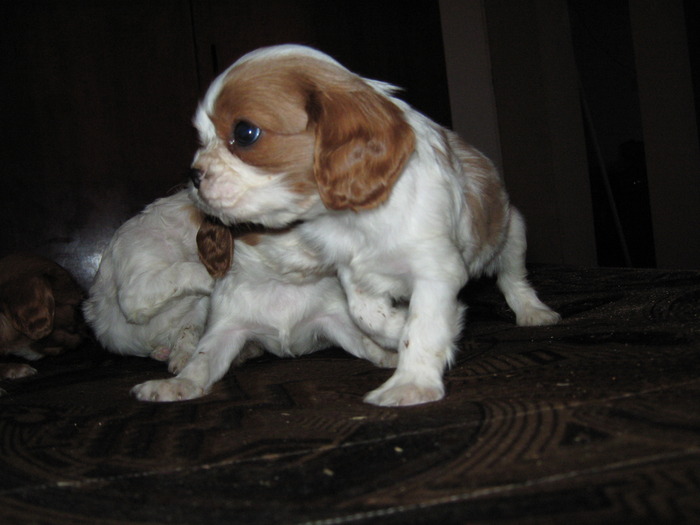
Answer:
517, 306, 561, 327
149, 347, 171, 362
131, 378, 204, 402
0, 363, 38, 380
364, 382, 444, 407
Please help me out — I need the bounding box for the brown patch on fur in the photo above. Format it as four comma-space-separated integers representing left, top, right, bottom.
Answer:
212, 59, 316, 175
283, 169, 318, 199
188, 205, 206, 227
237, 233, 263, 246
309, 84, 416, 211
213, 58, 313, 135
196, 218, 234, 278
466, 187, 506, 247
446, 132, 508, 247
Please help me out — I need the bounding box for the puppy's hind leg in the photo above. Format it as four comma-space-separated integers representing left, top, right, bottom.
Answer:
166, 325, 201, 374
167, 298, 210, 374
338, 268, 406, 349
119, 262, 213, 324
495, 209, 561, 327
315, 312, 398, 369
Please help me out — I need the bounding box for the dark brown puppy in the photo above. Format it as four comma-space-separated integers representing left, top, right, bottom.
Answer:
0, 253, 84, 382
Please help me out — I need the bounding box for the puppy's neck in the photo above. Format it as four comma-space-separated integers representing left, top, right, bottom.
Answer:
228, 220, 304, 239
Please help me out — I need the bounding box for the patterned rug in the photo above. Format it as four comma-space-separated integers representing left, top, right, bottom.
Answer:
1, 265, 699, 524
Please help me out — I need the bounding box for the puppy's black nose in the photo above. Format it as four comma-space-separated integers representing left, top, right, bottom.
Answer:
189, 168, 203, 189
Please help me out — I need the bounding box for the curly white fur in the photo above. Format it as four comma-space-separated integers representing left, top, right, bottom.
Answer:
83, 190, 213, 373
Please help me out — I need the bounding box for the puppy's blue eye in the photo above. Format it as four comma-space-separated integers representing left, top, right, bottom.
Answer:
231, 121, 261, 147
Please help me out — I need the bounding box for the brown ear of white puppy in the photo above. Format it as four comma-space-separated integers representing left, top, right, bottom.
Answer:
309, 83, 416, 212
196, 218, 234, 278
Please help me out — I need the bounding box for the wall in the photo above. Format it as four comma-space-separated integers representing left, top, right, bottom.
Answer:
441, 0, 700, 269
630, 0, 700, 269
4, 0, 699, 285
0, 1, 450, 288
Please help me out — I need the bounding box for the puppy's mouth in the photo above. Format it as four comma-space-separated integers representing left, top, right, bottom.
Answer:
187, 172, 309, 230
192, 189, 305, 230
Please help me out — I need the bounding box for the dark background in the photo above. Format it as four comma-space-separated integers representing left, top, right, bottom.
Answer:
0, 0, 450, 289
2, 0, 699, 290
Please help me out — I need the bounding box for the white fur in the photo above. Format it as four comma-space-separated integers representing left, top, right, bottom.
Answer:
186, 45, 561, 406
191, 144, 317, 228
131, 204, 397, 402
83, 190, 213, 373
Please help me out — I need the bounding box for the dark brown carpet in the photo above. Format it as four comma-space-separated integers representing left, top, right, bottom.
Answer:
1, 266, 699, 524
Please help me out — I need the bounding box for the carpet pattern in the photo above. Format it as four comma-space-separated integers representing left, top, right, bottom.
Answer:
1, 266, 699, 524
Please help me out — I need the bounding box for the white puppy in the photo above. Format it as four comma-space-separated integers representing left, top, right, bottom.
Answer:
131, 214, 397, 402
187, 44, 561, 406
83, 190, 215, 373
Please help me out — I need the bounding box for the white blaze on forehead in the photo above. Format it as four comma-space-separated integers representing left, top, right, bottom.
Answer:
192, 44, 355, 146
193, 104, 217, 145
232, 44, 347, 70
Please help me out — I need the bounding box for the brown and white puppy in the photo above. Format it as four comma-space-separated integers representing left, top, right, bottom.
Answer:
189, 44, 561, 406
0, 253, 84, 382
83, 190, 216, 373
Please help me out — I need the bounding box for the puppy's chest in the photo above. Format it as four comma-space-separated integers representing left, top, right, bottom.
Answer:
349, 257, 412, 298
310, 225, 413, 295
239, 241, 332, 285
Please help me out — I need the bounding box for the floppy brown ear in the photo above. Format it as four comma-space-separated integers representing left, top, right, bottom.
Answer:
310, 85, 416, 211
2, 276, 55, 340
196, 218, 234, 278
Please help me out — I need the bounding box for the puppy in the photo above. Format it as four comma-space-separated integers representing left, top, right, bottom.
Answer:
0, 253, 84, 382
83, 189, 217, 373
188, 44, 561, 406
131, 198, 397, 402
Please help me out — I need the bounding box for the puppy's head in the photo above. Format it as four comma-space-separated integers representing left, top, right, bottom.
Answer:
190, 45, 416, 227
0, 275, 55, 353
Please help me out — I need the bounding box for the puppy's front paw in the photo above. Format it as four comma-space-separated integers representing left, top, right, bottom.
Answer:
131, 378, 204, 402
516, 305, 561, 327
0, 363, 38, 379
364, 377, 444, 407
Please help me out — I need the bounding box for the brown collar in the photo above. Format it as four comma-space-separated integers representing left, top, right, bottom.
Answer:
203, 216, 303, 239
